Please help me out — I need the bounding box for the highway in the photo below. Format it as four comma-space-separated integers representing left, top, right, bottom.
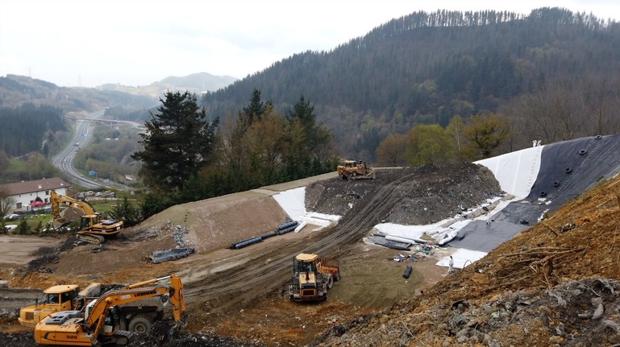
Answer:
51, 111, 136, 191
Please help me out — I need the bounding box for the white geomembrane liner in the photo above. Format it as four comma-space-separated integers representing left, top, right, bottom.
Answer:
371, 146, 543, 255
272, 187, 341, 230
475, 145, 543, 200
436, 248, 488, 269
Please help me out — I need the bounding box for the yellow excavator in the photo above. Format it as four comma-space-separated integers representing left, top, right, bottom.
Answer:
51, 191, 123, 244
34, 275, 186, 346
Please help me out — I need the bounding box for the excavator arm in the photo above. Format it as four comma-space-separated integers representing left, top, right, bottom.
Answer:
85, 274, 185, 338
34, 275, 185, 346
50, 190, 96, 221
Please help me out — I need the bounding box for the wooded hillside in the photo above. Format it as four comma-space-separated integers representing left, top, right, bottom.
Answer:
204, 8, 620, 159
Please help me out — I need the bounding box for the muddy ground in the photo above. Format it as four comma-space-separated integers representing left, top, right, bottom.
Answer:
188, 244, 446, 346
0, 166, 492, 346
306, 163, 501, 225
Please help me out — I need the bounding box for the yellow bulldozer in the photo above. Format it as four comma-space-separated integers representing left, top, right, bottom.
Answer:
51, 191, 123, 244
337, 160, 375, 180
288, 253, 340, 302
33, 275, 186, 346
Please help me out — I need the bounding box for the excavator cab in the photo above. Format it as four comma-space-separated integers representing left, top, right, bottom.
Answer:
80, 215, 97, 230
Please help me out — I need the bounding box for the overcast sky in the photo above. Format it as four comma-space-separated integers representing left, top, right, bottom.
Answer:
1, 0, 618, 87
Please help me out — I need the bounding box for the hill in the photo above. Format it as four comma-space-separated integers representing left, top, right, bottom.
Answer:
97, 72, 237, 97
204, 8, 620, 159
0, 74, 154, 112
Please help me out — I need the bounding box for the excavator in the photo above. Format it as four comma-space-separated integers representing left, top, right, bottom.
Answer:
288, 253, 340, 302
51, 191, 123, 244
19, 277, 168, 328
34, 275, 186, 346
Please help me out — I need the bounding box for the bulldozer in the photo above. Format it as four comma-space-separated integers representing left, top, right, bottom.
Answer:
51, 191, 123, 244
337, 160, 375, 180
34, 274, 185, 346
288, 253, 340, 302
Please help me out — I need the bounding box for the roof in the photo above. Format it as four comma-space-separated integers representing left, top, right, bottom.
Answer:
0, 177, 69, 196
296, 253, 318, 262
44, 284, 79, 294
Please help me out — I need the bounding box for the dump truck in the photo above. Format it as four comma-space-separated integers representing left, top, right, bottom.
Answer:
19, 278, 164, 329
34, 275, 185, 346
337, 160, 375, 180
288, 253, 340, 301
51, 190, 123, 244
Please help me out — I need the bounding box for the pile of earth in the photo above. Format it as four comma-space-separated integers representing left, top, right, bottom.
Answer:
316, 174, 620, 346
306, 163, 501, 225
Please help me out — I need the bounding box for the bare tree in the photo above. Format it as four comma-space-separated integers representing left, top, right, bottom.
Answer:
0, 189, 15, 220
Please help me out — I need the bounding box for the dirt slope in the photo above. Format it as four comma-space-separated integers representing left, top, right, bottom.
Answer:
306, 164, 500, 225
319, 175, 620, 346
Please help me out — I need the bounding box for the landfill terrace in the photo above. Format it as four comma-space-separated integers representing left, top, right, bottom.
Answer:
1, 135, 619, 346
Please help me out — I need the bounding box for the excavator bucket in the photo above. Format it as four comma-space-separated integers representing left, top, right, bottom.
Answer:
169, 275, 186, 321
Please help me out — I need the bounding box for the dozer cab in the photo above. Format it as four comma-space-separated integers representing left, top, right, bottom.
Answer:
51, 191, 123, 244
288, 253, 340, 302
19, 285, 80, 328
337, 160, 375, 180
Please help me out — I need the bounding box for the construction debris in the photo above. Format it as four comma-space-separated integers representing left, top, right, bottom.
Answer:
148, 224, 195, 263
149, 247, 195, 264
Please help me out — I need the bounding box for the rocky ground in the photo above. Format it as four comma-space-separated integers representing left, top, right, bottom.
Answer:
318, 175, 620, 346
306, 164, 501, 225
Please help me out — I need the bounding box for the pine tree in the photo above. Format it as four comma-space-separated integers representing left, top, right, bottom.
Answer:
240, 89, 270, 127
132, 91, 218, 191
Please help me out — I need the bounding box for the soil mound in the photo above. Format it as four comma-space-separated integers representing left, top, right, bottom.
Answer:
317, 174, 620, 346
306, 163, 501, 225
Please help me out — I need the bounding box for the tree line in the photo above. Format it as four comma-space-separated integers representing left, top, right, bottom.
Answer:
203, 8, 620, 160
132, 90, 336, 218
376, 113, 510, 166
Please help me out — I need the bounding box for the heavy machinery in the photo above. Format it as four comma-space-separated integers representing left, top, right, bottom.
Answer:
337, 160, 375, 180
19, 277, 173, 328
51, 191, 123, 244
288, 253, 340, 302
34, 275, 185, 346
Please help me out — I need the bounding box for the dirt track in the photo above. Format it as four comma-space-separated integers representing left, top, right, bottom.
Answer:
182, 167, 461, 310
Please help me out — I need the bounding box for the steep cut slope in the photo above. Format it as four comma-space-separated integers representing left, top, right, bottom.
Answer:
319, 174, 620, 346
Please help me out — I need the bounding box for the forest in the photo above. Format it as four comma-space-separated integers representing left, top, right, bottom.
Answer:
204, 8, 620, 160
0, 104, 66, 157
133, 91, 336, 218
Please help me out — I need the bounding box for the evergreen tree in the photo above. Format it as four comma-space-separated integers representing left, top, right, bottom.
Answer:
240, 89, 269, 127
132, 91, 218, 191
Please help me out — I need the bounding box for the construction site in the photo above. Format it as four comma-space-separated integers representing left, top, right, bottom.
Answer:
1, 134, 619, 346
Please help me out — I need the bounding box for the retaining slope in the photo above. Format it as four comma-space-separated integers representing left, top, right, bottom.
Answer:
450, 134, 620, 252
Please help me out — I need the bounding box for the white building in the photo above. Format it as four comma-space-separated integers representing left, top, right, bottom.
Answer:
0, 177, 69, 212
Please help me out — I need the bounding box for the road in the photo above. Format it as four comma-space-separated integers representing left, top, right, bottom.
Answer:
52, 111, 135, 191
